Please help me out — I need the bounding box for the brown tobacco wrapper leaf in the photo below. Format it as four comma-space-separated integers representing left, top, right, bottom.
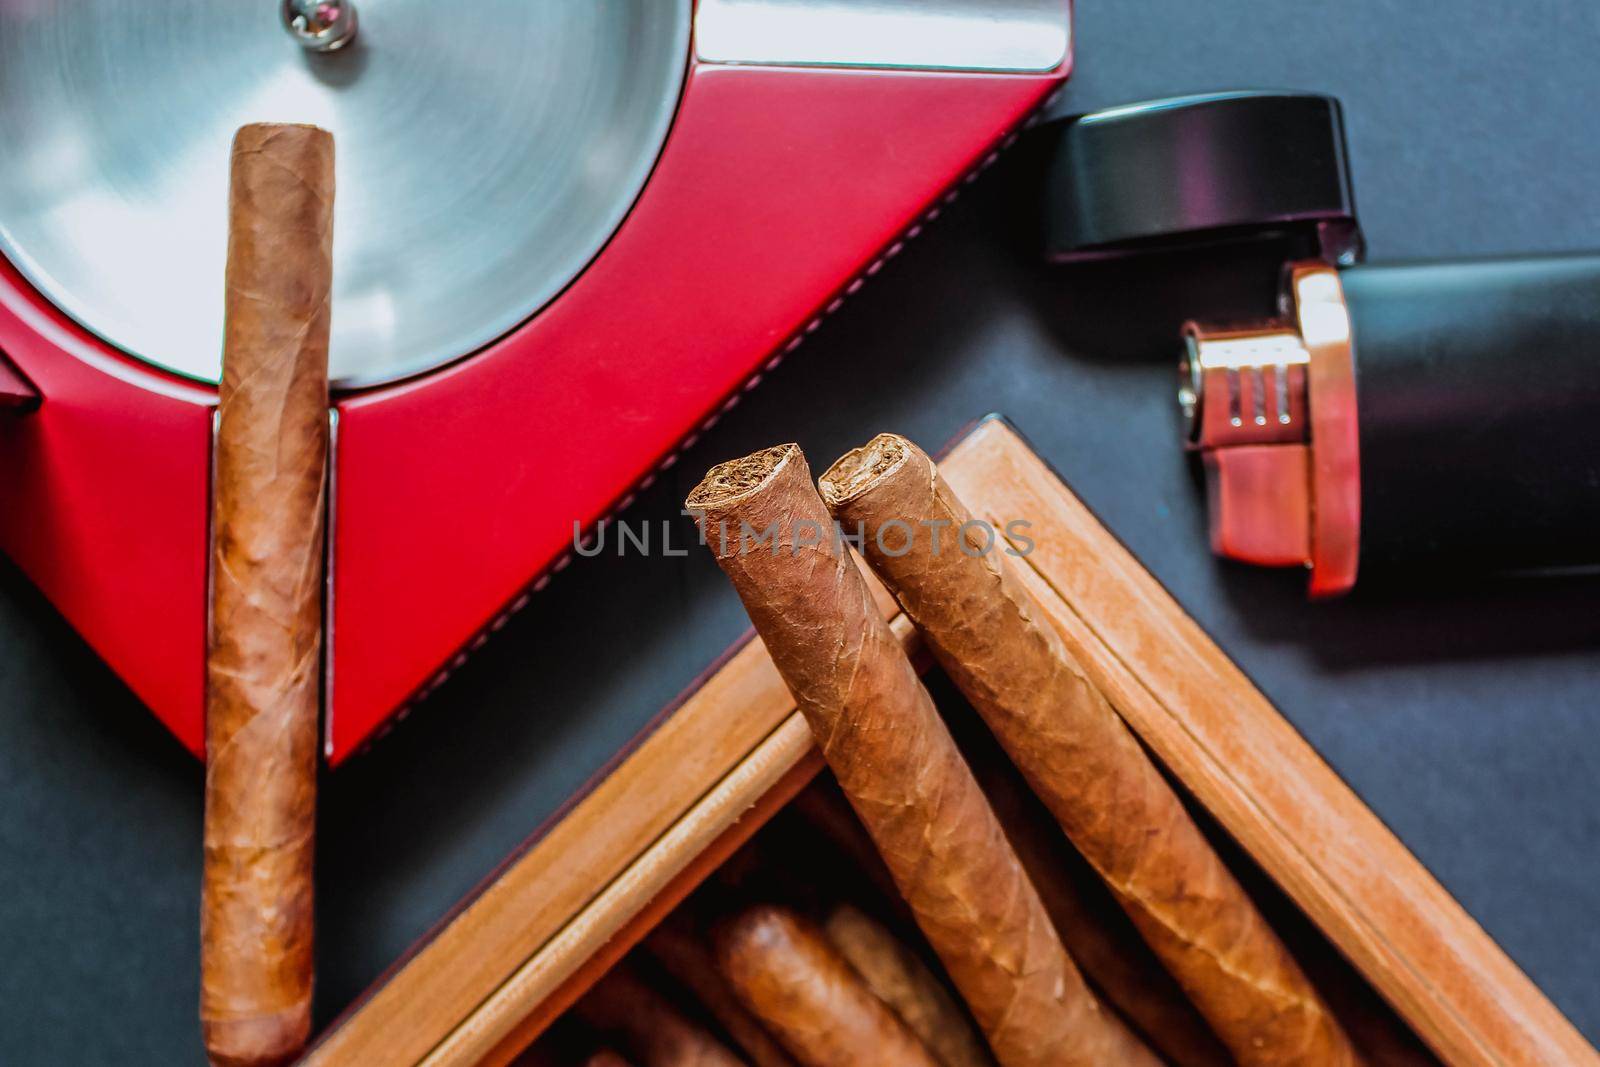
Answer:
574, 965, 746, 1067
646, 915, 800, 1067
202, 123, 334, 1067
797, 791, 1224, 1067
968, 739, 1232, 1067
820, 433, 1360, 1067
1213, 829, 1442, 1066
715, 905, 940, 1067
821, 905, 995, 1067
686, 445, 1158, 1067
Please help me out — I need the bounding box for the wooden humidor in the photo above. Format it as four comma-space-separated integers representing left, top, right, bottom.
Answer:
303, 418, 1596, 1067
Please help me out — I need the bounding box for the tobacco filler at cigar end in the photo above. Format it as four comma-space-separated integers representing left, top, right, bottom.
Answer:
1037, 91, 1600, 597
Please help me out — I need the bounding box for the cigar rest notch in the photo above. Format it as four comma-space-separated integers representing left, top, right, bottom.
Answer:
0, 346, 40, 412
300, 420, 1593, 1067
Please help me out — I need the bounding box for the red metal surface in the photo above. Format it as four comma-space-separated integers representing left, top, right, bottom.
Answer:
0, 256, 214, 756
1293, 264, 1361, 598
1204, 445, 1311, 567
327, 63, 1065, 761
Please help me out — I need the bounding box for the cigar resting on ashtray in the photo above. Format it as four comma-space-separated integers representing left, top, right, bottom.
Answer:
686, 445, 1158, 1067
714, 905, 941, 1067
820, 433, 1360, 1067
821, 904, 995, 1067
968, 742, 1232, 1067
646, 915, 801, 1067
574, 964, 746, 1067
202, 123, 334, 1067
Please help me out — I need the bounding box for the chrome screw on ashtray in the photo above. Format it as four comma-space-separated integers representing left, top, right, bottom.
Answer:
281, 0, 359, 52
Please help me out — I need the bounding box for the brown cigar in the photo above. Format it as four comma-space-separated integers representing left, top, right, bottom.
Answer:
820, 433, 1359, 1067
820, 905, 994, 1067
645, 915, 800, 1067
714, 905, 940, 1067
201, 123, 334, 1067
573, 965, 746, 1067
968, 744, 1232, 1067
686, 446, 1157, 1067
800, 764, 1223, 1066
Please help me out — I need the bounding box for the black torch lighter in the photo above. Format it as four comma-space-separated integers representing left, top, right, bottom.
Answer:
1039, 91, 1600, 596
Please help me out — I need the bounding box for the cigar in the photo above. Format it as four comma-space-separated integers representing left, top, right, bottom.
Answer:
645, 915, 800, 1067
573, 965, 746, 1067
1213, 829, 1441, 1067
968, 743, 1231, 1067
803, 745, 1227, 1067
820, 905, 994, 1067
686, 446, 1158, 1067
714, 905, 940, 1067
819, 433, 1359, 1067
201, 123, 334, 1067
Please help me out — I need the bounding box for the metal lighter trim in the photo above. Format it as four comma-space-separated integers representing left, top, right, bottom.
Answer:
1181, 262, 1360, 595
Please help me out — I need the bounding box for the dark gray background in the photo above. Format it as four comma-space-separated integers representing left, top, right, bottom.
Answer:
3, 4, 1598, 1063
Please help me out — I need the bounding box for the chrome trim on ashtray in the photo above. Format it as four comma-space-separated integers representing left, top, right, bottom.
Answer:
695, 0, 1071, 73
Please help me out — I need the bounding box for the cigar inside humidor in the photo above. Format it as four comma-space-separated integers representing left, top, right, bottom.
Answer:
528, 754, 1439, 1067
820, 433, 1356, 1066
684, 443, 1159, 1067
308, 420, 1589, 1067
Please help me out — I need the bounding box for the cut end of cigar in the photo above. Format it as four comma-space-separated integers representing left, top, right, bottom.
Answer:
686, 444, 800, 511
229, 123, 335, 185
232, 121, 334, 148
818, 433, 912, 508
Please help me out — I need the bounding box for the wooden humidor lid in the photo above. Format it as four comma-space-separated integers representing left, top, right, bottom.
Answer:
304, 418, 1595, 1067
